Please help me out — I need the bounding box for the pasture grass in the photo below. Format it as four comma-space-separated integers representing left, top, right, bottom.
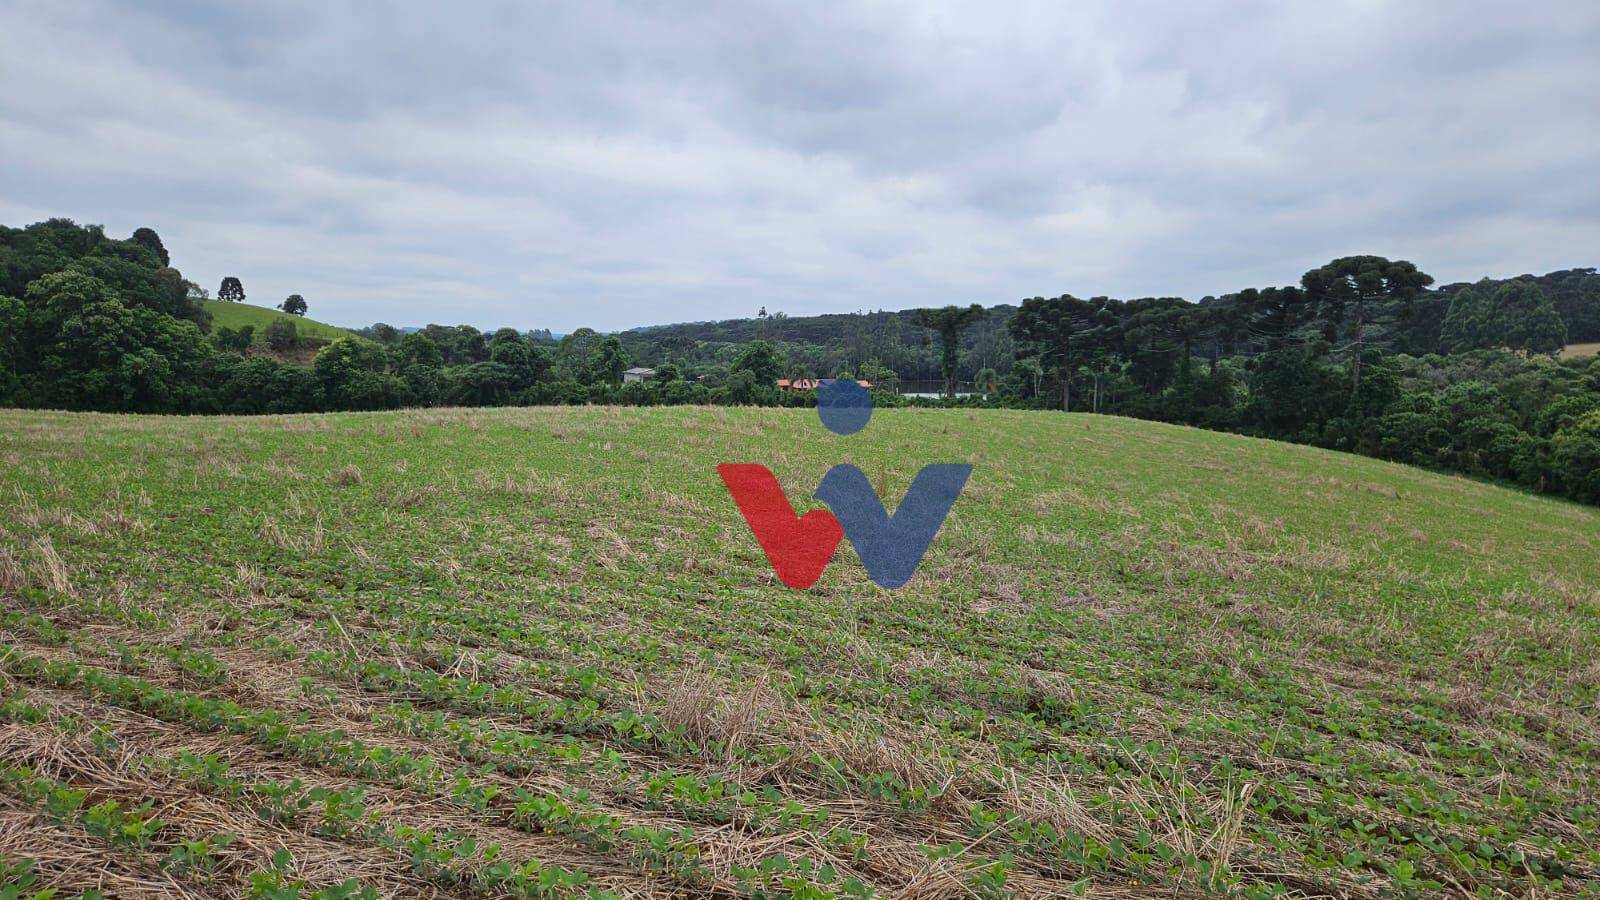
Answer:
201, 299, 356, 342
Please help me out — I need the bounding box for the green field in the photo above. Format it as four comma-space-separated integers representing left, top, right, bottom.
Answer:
202, 299, 356, 342
0, 406, 1596, 897
1562, 342, 1600, 360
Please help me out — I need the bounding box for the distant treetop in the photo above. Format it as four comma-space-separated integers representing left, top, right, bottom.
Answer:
218, 276, 245, 302
130, 227, 169, 267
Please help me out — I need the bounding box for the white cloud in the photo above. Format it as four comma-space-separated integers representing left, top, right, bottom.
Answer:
1, 0, 1595, 330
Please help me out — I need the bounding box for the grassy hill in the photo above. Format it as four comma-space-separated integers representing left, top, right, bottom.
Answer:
202, 298, 355, 341
0, 406, 1595, 897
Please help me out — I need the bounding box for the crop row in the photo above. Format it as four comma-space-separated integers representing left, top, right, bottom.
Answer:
50, 629, 862, 857
228, 561, 1593, 879
0, 750, 378, 900
17, 587, 1583, 896
0, 647, 897, 898
22, 628, 1281, 896
0, 620, 1304, 895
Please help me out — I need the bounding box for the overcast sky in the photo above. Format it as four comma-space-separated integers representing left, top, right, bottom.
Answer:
2, 1, 1596, 332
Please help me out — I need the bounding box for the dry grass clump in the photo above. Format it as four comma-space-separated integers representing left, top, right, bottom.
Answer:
95, 509, 147, 532
584, 525, 634, 569
26, 538, 74, 597
257, 515, 326, 554
327, 464, 364, 486
991, 766, 1113, 853
10, 499, 148, 537
656, 670, 779, 761
849, 733, 951, 796
17, 505, 90, 533
1120, 767, 1258, 889
0, 811, 211, 899
376, 483, 434, 508
470, 469, 576, 505
648, 667, 959, 802
475, 472, 540, 496
0, 546, 24, 596
256, 516, 290, 549
645, 487, 703, 517
1525, 573, 1600, 613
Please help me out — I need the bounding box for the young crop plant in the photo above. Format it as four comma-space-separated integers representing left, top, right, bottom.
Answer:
0, 646, 721, 893
122, 742, 607, 900
729, 854, 873, 900
81, 799, 165, 850
162, 833, 237, 876
251, 779, 315, 824
248, 850, 378, 900
0, 858, 57, 900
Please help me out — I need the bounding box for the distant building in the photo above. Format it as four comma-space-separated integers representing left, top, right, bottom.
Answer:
622, 367, 656, 384
776, 377, 871, 392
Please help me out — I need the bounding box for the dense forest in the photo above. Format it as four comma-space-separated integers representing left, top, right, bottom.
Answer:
3, 218, 1598, 504
612, 265, 1593, 388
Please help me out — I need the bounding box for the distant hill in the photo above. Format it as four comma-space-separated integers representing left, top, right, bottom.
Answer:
618, 306, 1021, 384
616, 267, 1600, 384
203, 299, 356, 342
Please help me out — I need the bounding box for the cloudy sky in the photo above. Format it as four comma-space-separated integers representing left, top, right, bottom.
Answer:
2, 1, 1596, 332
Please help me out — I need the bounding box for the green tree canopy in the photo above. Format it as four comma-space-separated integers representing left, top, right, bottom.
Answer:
130, 227, 169, 267
218, 276, 245, 302
489, 327, 551, 387
914, 303, 986, 397
731, 340, 784, 385
594, 335, 629, 385
395, 332, 444, 368
313, 337, 405, 410
1009, 295, 1093, 409
15, 270, 210, 411
1442, 279, 1566, 355
1300, 256, 1433, 387
263, 319, 298, 351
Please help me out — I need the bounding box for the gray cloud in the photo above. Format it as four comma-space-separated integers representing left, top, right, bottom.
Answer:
2, 0, 1596, 331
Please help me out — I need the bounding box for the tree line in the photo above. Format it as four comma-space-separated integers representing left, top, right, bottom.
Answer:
2, 218, 1597, 504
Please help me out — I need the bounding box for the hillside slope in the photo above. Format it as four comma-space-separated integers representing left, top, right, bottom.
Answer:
0, 407, 1595, 897
202, 298, 355, 341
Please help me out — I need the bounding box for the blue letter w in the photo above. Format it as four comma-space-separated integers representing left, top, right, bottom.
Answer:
814, 464, 972, 588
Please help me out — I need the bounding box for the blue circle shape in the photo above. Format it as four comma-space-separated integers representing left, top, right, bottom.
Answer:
817, 379, 873, 435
